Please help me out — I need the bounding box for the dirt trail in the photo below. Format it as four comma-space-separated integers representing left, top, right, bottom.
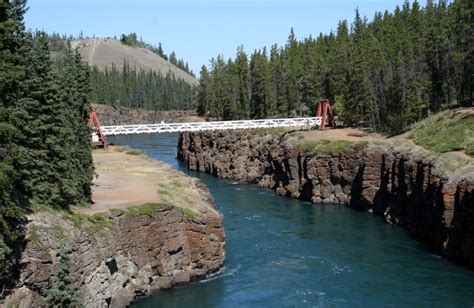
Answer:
88, 39, 98, 64
77, 146, 217, 216
298, 127, 385, 142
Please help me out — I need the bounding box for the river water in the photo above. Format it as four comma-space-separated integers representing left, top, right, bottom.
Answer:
110, 134, 474, 307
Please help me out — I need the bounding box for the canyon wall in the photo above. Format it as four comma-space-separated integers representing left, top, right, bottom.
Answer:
94, 104, 198, 126
4, 197, 225, 307
178, 130, 473, 267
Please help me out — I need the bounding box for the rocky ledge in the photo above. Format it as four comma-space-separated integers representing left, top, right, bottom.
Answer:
4, 149, 225, 307
178, 130, 473, 267
94, 104, 198, 126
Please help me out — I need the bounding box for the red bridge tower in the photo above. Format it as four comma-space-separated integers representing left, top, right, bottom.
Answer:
316, 99, 336, 130
88, 108, 108, 148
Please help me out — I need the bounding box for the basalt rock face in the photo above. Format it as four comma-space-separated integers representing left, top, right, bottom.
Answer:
4, 201, 225, 307
94, 104, 197, 126
178, 130, 474, 267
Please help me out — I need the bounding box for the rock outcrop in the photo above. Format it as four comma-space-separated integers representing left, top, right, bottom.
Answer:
4, 196, 225, 307
178, 130, 473, 267
94, 104, 198, 126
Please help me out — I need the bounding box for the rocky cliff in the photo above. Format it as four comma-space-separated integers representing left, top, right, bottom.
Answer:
4, 203, 225, 307
178, 130, 473, 267
94, 104, 200, 126
4, 148, 226, 307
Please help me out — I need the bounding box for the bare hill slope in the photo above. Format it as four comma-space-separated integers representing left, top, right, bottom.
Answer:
71, 39, 198, 85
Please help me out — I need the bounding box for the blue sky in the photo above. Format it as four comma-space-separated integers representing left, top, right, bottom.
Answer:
26, 0, 403, 75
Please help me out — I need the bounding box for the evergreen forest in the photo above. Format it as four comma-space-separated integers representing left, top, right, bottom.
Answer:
49, 32, 195, 78
48, 33, 196, 111
0, 0, 93, 283
197, 0, 472, 133
89, 62, 195, 111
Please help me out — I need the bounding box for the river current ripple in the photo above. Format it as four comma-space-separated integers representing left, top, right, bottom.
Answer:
110, 133, 474, 308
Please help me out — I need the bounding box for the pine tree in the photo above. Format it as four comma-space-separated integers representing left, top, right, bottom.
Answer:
52, 47, 94, 203
235, 46, 250, 119
284, 28, 303, 116
197, 65, 214, 117
0, 0, 92, 284
10, 32, 71, 206
169, 51, 177, 65
346, 9, 371, 125
40, 251, 83, 307
450, 0, 473, 101
199, 0, 470, 133
0, 0, 28, 282
89, 61, 194, 111
329, 20, 351, 119
157, 42, 164, 57
269, 44, 287, 115
250, 49, 271, 118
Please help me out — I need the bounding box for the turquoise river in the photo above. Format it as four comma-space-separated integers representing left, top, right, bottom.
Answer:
110, 133, 474, 308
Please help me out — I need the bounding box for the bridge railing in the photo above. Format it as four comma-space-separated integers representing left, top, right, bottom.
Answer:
101, 117, 323, 136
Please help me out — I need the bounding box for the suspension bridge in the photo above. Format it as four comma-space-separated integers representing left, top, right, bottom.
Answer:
101, 117, 323, 135
89, 100, 338, 147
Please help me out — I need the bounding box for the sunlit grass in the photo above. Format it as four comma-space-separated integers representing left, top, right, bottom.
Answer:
409, 110, 474, 156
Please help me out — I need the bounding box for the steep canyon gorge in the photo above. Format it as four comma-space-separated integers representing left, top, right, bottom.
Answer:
178, 130, 473, 267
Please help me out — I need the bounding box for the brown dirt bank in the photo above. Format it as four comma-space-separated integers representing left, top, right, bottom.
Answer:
178, 129, 473, 268
4, 147, 225, 307
84, 146, 219, 218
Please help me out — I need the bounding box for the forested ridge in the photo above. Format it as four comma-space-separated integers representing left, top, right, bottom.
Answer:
0, 0, 93, 284
49, 32, 195, 77
48, 33, 196, 111
89, 62, 194, 111
119, 32, 195, 77
197, 0, 472, 133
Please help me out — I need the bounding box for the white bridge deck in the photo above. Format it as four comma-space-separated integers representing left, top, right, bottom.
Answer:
101, 117, 323, 136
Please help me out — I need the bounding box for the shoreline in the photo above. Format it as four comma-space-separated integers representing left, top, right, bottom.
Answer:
4, 146, 226, 307
178, 128, 473, 268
